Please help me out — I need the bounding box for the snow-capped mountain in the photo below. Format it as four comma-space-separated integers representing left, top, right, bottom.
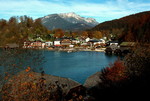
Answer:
41, 12, 99, 31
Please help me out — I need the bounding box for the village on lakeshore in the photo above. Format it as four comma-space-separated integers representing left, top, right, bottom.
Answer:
3, 34, 135, 55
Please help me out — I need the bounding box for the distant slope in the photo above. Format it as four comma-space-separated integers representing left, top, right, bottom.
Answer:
41, 12, 99, 31
92, 11, 150, 43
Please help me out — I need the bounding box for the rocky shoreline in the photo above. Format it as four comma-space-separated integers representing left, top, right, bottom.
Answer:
84, 72, 102, 88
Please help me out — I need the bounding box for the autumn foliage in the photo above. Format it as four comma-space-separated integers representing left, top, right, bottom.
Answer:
1, 68, 50, 101
0, 16, 51, 46
1, 67, 86, 101
25, 66, 31, 72
101, 60, 127, 82
88, 45, 150, 100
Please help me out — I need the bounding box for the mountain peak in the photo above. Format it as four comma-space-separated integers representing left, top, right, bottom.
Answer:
41, 12, 99, 31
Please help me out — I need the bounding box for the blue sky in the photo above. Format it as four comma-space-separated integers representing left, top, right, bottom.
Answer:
0, 0, 150, 23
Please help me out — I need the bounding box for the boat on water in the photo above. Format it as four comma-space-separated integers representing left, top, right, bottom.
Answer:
67, 50, 72, 53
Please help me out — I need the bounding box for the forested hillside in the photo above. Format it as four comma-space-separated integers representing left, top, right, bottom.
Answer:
92, 11, 150, 43
0, 16, 50, 46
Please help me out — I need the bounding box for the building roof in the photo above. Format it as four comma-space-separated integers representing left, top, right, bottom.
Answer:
6, 43, 19, 48
88, 40, 99, 42
49, 34, 54, 37
28, 37, 45, 42
55, 38, 62, 41
109, 40, 119, 43
120, 42, 135, 47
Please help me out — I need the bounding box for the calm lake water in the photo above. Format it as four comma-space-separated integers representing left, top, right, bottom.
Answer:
41, 51, 118, 84
0, 49, 118, 84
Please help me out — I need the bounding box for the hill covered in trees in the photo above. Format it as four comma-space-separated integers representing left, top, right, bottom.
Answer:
0, 16, 51, 46
92, 11, 150, 43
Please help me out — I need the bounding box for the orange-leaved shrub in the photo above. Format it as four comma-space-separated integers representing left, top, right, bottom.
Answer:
100, 60, 127, 83
87, 60, 128, 100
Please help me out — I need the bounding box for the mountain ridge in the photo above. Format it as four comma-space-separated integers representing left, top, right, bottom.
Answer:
41, 12, 99, 31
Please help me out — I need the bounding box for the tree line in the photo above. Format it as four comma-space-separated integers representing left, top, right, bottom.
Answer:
0, 16, 51, 46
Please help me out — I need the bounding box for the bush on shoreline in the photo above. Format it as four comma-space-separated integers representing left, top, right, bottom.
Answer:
88, 45, 150, 100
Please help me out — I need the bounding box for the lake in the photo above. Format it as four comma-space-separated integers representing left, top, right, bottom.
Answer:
41, 51, 118, 84
0, 49, 118, 84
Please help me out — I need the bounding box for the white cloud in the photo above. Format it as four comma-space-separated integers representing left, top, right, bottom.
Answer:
0, 0, 150, 22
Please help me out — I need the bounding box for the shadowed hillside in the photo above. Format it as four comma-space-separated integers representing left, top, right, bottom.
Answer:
92, 11, 150, 43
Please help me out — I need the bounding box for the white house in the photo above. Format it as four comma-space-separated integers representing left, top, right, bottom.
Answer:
54, 39, 61, 46
23, 41, 32, 48
69, 45, 74, 48
93, 40, 105, 45
72, 39, 80, 44
45, 41, 53, 47
42, 43, 46, 48
99, 39, 105, 43
85, 37, 90, 42
109, 41, 119, 50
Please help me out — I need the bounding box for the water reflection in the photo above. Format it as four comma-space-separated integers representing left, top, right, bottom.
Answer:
42, 51, 118, 84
